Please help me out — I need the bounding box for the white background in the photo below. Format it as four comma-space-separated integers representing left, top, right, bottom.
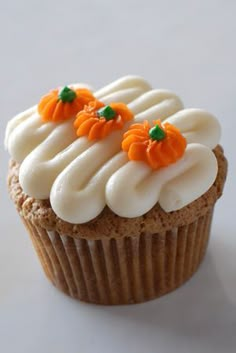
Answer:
0, 1, 236, 352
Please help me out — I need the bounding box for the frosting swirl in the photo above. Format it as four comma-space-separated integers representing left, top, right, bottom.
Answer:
5, 76, 221, 223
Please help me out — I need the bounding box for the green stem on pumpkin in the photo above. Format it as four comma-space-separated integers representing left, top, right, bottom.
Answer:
59, 86, 77, 103
149, 124, 166, 141
97, 105, 116, 121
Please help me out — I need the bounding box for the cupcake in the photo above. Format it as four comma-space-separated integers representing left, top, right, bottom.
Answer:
5, 76, 227, 305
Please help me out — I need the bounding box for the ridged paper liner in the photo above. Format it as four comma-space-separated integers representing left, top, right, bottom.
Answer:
21, 208, 214, 305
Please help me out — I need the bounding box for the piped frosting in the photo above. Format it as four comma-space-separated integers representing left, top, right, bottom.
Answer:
5, 76, 221, 223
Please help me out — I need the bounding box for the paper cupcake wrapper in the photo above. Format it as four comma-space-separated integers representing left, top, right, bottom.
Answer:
21, 208, 213, 305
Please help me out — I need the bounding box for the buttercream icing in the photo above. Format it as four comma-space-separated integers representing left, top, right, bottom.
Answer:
5, 76, 221, 223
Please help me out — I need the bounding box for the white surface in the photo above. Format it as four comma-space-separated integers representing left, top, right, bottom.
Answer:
0, 1, 236, 352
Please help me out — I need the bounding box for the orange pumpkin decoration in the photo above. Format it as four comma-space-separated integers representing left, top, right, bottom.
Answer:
38, 86, 95, 122
122, 120, 187, 170
74, 100, 134, 141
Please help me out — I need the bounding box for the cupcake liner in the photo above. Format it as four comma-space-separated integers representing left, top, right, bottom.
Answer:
21, 208, 214, 305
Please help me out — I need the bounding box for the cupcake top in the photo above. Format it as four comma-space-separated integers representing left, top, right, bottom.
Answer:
5, 76, 221, 224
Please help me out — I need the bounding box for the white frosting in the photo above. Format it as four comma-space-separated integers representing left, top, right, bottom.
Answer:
106, 144, 218, 217
5, 76, 221, 223
165, 108, 221, 149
